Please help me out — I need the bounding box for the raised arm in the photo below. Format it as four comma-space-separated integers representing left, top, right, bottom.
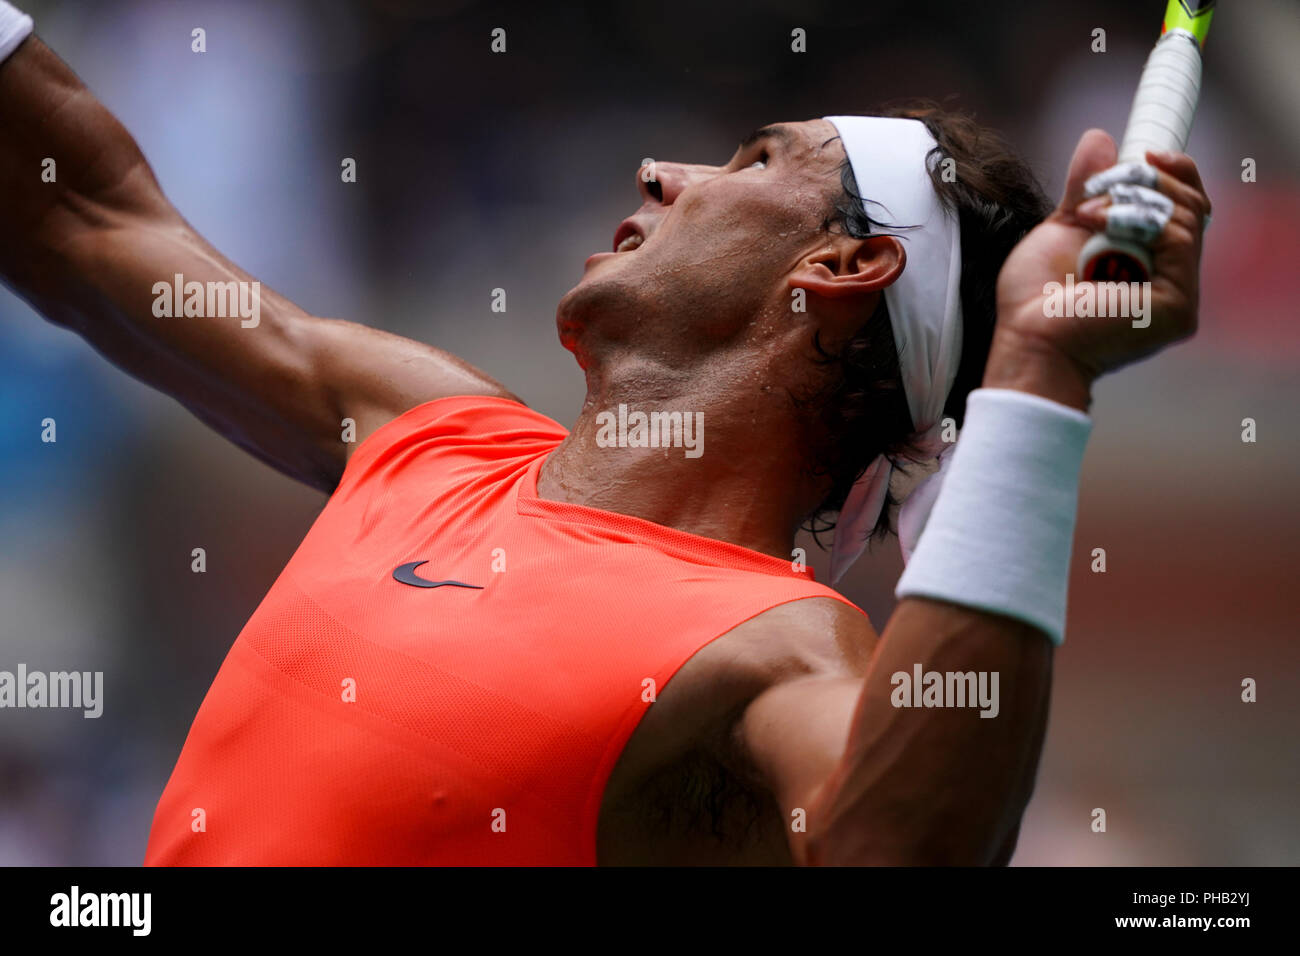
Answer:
0, 27, 516, 492
743, 129, 1209, 865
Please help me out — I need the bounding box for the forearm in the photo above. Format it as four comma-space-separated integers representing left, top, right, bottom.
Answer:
0, 36, 274, 331
0, 33, 353, 486
0, 35, 170, 291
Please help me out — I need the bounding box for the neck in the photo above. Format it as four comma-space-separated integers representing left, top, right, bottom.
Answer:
536, 352, 820, 561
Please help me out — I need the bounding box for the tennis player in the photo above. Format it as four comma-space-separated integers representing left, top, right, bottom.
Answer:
0, 5, 1209, 864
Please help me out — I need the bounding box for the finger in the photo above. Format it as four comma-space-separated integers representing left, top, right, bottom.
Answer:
1084, 162, 1159, 198
1057, 129, 1118, 214
1108, 183, 1174, 218
1075, 191, 1204, 239
1092, 155, 1211, 218
1104, 190, 1174, 246
1082, 161, 1210, 222
1146, 150, 1211, 216
1150, 166, 1211, 221
1077, 164, 1208, 229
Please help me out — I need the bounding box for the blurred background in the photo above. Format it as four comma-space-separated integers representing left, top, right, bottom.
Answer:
1, 0, 1296, 865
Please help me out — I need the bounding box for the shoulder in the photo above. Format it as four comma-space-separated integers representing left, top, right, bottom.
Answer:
661, 596, 876, 718
334, 392, 564, 488
304, 319, 530, 458
726, 595, 878, 683
645, 595, 877, 744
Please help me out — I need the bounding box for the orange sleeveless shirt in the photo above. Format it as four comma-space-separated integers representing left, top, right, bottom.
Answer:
143, 396, 862, 865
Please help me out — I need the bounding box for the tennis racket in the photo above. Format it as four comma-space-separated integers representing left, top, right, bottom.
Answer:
1078, 0, 1216, 282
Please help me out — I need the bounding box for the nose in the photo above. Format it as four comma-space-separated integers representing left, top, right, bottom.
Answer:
636, 160, 722, 206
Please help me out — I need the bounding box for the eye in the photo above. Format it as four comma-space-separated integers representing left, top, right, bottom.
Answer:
748, 151, 769, 170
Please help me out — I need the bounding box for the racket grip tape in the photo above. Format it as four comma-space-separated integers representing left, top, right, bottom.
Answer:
1078, 1, 1211, 282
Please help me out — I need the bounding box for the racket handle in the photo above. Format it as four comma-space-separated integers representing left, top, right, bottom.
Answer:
1117, 29, 1203, 163
1078, 29, 1204, 282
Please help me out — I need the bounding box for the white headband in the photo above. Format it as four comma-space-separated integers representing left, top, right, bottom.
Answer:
822, 115, 964, 583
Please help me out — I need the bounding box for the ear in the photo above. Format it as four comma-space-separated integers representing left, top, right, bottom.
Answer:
788, 234, 906, 301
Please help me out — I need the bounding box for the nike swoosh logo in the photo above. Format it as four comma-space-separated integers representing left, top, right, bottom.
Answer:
392, 561, 484, 590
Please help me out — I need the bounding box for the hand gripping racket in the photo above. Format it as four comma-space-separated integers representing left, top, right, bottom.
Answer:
1077, 0, 1216, 282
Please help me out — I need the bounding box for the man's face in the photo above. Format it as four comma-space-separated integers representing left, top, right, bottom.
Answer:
556, 118, 848, 370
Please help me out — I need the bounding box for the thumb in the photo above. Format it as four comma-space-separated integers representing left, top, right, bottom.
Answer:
1056, 128, 1118, 215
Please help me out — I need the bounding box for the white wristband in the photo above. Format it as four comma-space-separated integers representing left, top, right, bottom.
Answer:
895, 388, 1092, 645
0, 1, 32, 65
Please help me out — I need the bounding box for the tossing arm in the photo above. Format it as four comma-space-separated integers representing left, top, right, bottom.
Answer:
0, 22, 517, 492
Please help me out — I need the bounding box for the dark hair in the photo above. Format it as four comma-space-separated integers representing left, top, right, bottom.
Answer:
799, 101, 1053, 548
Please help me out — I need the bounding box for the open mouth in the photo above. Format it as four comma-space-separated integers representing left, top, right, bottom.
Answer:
612, 221, 646, 253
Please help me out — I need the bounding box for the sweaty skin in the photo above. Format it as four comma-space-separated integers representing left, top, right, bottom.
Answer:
0, 35, 1207, 864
